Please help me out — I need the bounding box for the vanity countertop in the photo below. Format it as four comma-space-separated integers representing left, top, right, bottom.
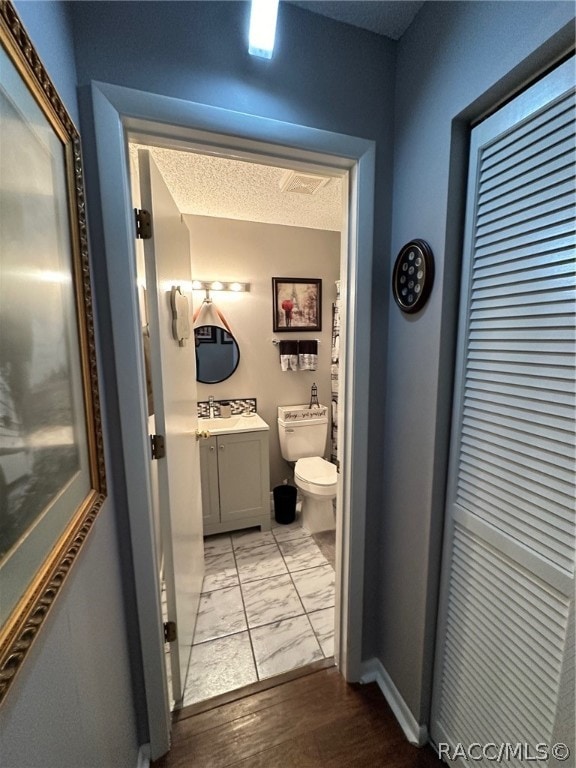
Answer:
197, 413, 269, 435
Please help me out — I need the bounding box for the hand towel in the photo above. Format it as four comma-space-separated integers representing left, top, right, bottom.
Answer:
279, 340, 299, 371
299, 339, 318, 371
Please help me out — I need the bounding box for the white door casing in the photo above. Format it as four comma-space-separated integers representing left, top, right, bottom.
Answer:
139, 150, 204, 705
90, 80, 375, 760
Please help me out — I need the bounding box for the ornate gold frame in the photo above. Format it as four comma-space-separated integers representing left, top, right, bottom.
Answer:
0, 1, 106, 703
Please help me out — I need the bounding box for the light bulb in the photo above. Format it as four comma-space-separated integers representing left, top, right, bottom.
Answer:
248, 0, 279, 59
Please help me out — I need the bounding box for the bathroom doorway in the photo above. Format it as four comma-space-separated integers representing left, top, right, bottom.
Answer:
129, 139, 345, 708
90, 79, 374, 759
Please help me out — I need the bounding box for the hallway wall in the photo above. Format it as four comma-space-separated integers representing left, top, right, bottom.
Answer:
185, 214, 340, 489
385, 0, 575, 725
4, 4, 573, 761
0, 3, 140, 767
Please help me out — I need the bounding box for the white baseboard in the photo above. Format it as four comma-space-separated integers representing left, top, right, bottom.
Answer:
360, 658, 428, 747
136, 744, 150, 768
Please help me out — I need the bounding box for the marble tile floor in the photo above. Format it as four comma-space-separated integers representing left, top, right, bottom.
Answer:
182, 519, 336, 707
312, 529, 336, 569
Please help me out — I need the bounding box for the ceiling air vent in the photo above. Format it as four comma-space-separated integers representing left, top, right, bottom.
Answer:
280, 170, 330, 195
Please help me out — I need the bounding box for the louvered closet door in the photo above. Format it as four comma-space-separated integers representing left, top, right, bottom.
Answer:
431, 58, 575, 764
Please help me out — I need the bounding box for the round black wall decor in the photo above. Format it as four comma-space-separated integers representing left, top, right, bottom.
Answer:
392, 239, 434, 313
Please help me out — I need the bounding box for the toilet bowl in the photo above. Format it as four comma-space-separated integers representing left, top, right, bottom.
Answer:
294, 456, 337, 534
277, 405, 337, 534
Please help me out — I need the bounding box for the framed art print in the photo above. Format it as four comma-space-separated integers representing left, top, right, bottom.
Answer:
272, 277, 322, 332
0, 1, 106, 703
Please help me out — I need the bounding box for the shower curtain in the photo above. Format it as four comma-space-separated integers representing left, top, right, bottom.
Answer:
330, 281, 340, 465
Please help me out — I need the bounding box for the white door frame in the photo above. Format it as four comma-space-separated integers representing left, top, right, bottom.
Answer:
90, 80, 375, 760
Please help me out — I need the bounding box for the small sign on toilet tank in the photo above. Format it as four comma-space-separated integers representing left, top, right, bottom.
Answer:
278, 405, 328, 422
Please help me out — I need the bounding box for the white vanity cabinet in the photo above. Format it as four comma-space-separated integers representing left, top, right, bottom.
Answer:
199, 424, 271, 535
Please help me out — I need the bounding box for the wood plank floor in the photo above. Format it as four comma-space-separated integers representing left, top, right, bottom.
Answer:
153, 663, 439, 768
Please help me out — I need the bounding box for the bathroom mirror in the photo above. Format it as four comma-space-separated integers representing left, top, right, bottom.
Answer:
195, 326, 240, 383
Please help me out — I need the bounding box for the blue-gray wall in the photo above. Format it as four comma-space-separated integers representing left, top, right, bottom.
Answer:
384, 0, 574, 723
15, 1, 79, 123
2, 2, 574, 764
0, 4, 140, 767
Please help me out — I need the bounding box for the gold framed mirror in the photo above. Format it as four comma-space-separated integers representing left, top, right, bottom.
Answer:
0, 1, 106, 703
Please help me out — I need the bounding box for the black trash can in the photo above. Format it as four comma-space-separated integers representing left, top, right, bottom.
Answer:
273, 484, 297, 525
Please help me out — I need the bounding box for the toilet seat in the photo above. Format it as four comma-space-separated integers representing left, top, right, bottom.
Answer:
295, 457, 337, 488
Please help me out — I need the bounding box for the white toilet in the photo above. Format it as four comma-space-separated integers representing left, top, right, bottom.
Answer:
277, 405, 337, 534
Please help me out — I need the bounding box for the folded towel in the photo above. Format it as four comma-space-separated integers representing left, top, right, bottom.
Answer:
299, 339, 318, 371
279, 340, 299, 371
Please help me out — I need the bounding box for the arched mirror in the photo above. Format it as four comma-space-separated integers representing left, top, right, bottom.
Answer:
195, 326, 240, 384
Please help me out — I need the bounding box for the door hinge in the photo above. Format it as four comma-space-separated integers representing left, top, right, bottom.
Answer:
163, 620, 177, 643
134, 208, 152, 239
150, 434, 166, 460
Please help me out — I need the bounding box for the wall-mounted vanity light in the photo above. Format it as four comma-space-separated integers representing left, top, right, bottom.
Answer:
192, 280, 250, 331
192, 280, 250, 294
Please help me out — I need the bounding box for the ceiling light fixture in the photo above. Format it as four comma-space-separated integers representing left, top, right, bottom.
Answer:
248, 0, 279, 59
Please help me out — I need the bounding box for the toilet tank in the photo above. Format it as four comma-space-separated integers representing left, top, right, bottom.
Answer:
278, 405, 328, 461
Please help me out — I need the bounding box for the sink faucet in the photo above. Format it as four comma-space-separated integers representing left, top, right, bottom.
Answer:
209, 395, 215, 418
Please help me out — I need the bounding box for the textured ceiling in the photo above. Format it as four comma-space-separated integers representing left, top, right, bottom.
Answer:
130, 145, 343, 231
287, 0, 425, 40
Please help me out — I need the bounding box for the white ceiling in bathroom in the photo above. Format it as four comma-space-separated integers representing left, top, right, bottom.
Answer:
129, 145, 343, 232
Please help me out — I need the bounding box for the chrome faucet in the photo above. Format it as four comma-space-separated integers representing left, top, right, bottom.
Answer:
208, 395, 215, 418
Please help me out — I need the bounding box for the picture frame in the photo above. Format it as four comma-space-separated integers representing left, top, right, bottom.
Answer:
194, 325, 217, 343
0, 1, 106, 703
272, 277, 322, 332
220, 329, 233, 344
